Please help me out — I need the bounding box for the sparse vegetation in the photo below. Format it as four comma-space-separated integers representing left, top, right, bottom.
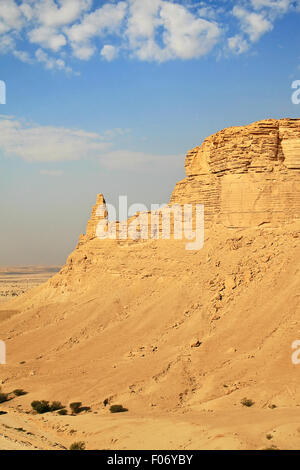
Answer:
50, 401, 64, 411
31, 400, 51, 414
70, 402, 82, 414
69, 441, 86, 451
58, 409, 68, 416
266, 434, 273, 440
0, 392, 9, 403
31, 400, 65, 414
263, 445, 279, 451
109, 404, 128, 413
241, 397, 255, 407
268, 404, 277, 409
13, 389, 27, 397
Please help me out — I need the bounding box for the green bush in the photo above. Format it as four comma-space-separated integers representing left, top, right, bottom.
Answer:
58, 409, 68, 416
31, 400, 51, 414
13, 389, 27, 397
69, 441, 86, 451
109, 404, 128, 413
70, 402, 82, 414
0, 393, 9, 403
241, 397, 255, 407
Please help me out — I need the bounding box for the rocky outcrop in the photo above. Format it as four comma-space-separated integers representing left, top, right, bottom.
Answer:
171, 119, 300, 228
85, 119, 300, 239
85, 194, 108, 239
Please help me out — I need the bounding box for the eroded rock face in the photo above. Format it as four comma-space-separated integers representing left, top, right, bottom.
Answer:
85, 119, 300, 239
171, 119, 300, 228
85, 194, 108, 239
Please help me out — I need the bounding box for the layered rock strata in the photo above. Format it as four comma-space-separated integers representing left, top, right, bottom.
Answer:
85, 119, 300, 240
171, 119, 300, 228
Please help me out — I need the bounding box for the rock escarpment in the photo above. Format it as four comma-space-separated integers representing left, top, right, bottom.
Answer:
171, 119, 300, 228
84, 119, 300, 240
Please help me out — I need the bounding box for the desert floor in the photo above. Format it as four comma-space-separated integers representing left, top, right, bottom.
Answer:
0, 223, 299, 450
0, 267, 61, 304
1, 402, 300, 450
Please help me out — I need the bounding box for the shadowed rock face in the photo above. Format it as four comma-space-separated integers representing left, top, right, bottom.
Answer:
171, 119, 300, 228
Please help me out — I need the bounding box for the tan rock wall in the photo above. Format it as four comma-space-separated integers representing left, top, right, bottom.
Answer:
171, 119, 300, 228
85, 119, 300, 237
85, 194, 108, 239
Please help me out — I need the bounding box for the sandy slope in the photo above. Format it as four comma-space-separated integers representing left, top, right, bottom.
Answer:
0, 221, 299, 450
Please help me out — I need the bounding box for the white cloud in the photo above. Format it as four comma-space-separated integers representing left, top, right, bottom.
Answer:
0, 33, 32, 62
70, 43, 94, 60
228, 34, 250, 54
34, 0, 92, 28
0, 116, 111, 162
250, 0, 291, 13
67, 2, 126, 43
13, 48, 32, 63
229, 0, 295, 51
0, 0, 24, 34
67, 2, 126, 60
19, 2, 34, 21
27, 0, 94, 54
0, 0, 299, 70
126, 0, 221, 62
35, 48, 72, 72
233, 6, 273, 42
0, 0, 94, 68
159, 2, 221, 60
0, 33, 15, 53
0, 115, 180, 171
29, 26, 67, 51
101, 44, 118, 61
196, 6, 219, 21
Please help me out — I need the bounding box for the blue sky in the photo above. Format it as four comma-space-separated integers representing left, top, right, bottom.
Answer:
0, 0, 300, 264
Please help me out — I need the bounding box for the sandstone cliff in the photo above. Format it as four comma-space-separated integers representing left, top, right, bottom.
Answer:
171, 119, 300, 228
85, 193, 108, 240
83, 119, 300, 242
